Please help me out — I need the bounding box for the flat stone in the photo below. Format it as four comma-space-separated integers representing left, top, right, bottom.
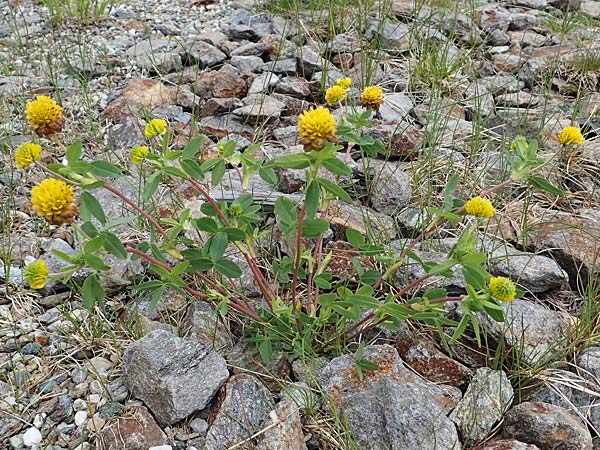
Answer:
274, 76, 311, 98
482, 441, 541, 450
495, 92, 539, 107
231, 42, 272, 57
450, 368, 513, 444
125, 38, 183, 73
195, 66, 248, 99
233, 96, 285, 123
297, 45, 326, 78
230, 55, 264, 73
502, 401, 592, 450
319, 345, 461, 450
185, 41, 227, 68
123, 329, 229, 426
378, 93, 414, 124
325, 201, 397, 242
198, 114, 255, 139
98, 406, 167, 450
205, 374, 273, 450
248, 72, 280, 95
200, 97, 244, 117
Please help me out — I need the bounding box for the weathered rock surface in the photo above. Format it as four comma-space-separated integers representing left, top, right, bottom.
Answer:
502, 401, 593, 450
450, 368, 513, 444
123, 329, 229, 425
255, 399, 308, 450
205, 374, 274, 450
97, 406, 168, 450
319, 345, 461, 450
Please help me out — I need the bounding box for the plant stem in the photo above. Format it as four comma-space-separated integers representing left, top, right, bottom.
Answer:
291, 206, 306, 308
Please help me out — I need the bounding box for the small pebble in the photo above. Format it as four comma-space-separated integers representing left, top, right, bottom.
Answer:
74, 410, 88, 426
189, 418, 209, 434
22, 427, 42, 447
148, 446, 173, 450
9, 435, 23, 449
88, 394, 102, 404
73, 399, 87, 412
71, 368, 88, 384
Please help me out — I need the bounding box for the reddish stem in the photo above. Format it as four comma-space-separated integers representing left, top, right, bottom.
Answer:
291, 206, 306, 307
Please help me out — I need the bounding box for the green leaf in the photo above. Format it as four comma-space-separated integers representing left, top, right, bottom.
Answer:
319, 177, 352, 202
223, 227, 246, 241
529, 175, 564, 196
360, 270, 381, 285
80, 221, 99, 238
305, 181, 320, 219
259, 338, 273, 363
313, 273, 332, 289
275, 196, 298, 237
322, 157, 352, 176
211, 159, 226, 186
193, 217, 219, 233
349, 294, 380, 308
182, 135, 205, 159
462, 263, 490, 291
356, 359, 380, 371
147, 286, 165, 315
129, 280, 165, 290
102, 233, 127, 259
483, 300, 505, 322
84, 254, 111, 271
268, 153, 311, 169
66, 141, 82, 165
423, 287, 447, 300
69, 161, 95, 175
91, 160, 123, 178
450, 313, 470, 343
79, 191, 107, 224
83, 235, 106, 254
162, 166, 188, 179
346, 228, 365, 248
181, 158, 205, 180
301, 218, 330, 237
259, 167, 278, 185
443, 174, 459, 211
188, 257, 214, 272
214, 258, 242, 278
82, 275, 105, 310
426, 259, 458, 276
143, 171, 161, 202
209, 232, 229, 261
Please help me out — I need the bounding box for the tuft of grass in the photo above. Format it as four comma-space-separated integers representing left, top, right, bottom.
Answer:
41, 0, 116, 25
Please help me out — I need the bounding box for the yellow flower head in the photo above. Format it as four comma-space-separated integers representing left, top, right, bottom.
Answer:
336, 77, 352, 90
557, 126, 584, 146
360, 86, 384, 111
15, 143, 42, 169
325, 85, 348, 106
144, 118, 168, 139
24, 259, 49, 290
488, 276, 516, 302
25, 96, 64, 138
31, 178, 78, 226
297, 106, 337, 152
464, 196, 495, 219
130, 145, 149, 164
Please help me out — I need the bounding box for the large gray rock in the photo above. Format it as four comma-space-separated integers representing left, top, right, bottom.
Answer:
450, 368, 513, 444
255, 400, 308, 450
123, 329, 229, 425
205, 374, 273, 450
502, 401, 592, 450
367, 160, 412, 216
319, 345, 461, 450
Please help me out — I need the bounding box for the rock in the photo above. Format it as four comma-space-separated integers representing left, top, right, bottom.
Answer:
123, 329, 229, 425
367, 159, 412, 215
185, 41, 227, 68
297, 45, 326, 78
495, 92, 539, 108
98, 406, 167, 450
485, 239, 568, 293
502, 401, 592, 450
477, 6, 511, 32
190, 418, 209, 434
369, 19, 409, 52
291, 357, 329, 386
274, 76, 311, 98
482, 441, 541, 450
364, 123, 423, 159
268, 58, 297, 75
195, 66, 248, 99
281, 382, 318, 411
230, 55, 264, 72
125, 38, 183, 73
396, 328, 472, 388
198, 114, 255, 139
248, 72, 280, 95
101, 79, 200, 123
22, 427, 43, 447
205, 375, 273, 450
74, 411, 88, 427
319, 345, 461, 450
527, 208, 600, 290
255, 400, 307, 450
105, 116, 144, 153
201, 97, 244, 117
227, 341, 291, 392
478, 299, 574, 365
581, 0, 600, 17
450, 368, 513, 444
378, 93, 414, 123
231, 42, 272, 58
183, 301, 233, 353
233, 95, 285, 123
85, 356, 113, 379
325, 201, 397, 241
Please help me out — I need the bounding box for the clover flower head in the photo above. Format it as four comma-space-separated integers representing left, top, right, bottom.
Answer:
144, 118, 168, 139
25, 96, 64, 138
557, 126, 584, 146
130, 145, 149, 164
31, 178, 78, 226
24, 259, 49, 290
297, 106, 337, 152
464, 196, 495, 219
335, 77, 352, 90
325, 85, 348, 106
15, 143, 42, 169
488, 276, 516, 302
360, 86, 384, 111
